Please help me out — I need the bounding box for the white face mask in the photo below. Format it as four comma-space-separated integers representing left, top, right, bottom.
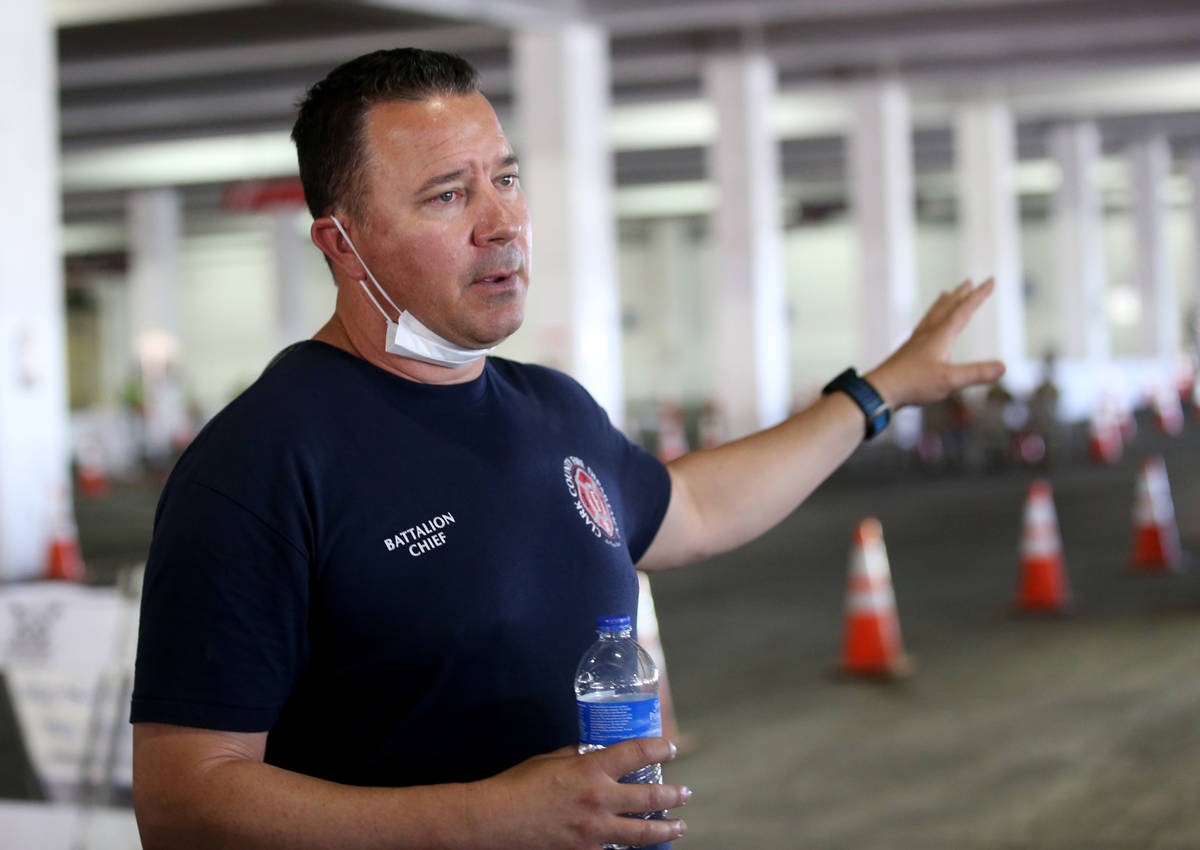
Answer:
330, 216, 496, 368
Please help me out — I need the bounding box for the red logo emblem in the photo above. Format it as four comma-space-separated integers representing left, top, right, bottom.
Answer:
563, 456, 621, 547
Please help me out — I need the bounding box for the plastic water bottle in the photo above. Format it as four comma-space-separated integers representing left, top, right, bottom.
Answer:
575, 614, 665, 847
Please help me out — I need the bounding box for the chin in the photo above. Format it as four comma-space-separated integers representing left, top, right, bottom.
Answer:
476, 308, 525, 348
476, 322, 523, 349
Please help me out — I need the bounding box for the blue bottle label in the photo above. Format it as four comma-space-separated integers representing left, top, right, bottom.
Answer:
577, 694, 662, 747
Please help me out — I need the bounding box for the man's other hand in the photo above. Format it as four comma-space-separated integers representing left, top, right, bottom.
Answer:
469, 737, 690, 849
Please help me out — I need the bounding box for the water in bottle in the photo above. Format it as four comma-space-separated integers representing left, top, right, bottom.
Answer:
575, 614, 666, 848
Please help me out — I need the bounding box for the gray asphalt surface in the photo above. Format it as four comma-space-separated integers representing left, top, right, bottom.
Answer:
653, 416, 1200, 849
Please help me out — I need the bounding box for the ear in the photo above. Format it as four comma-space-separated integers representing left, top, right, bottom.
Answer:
310, 216, 368, 281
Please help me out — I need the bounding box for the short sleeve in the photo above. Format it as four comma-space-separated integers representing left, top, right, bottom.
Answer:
611, 435, 671, 564
131, 478, 311, 732
566, 384, 670, 564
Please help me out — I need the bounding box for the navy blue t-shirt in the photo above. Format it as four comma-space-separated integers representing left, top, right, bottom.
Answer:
132, 341, 672, 795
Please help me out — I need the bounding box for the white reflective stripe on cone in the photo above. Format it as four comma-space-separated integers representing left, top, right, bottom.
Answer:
1025, 499, 1057, 525
1021, 535, 1061, 558
848, 586, 897, 613
850, 546, 892, 583
1133, 492, 1161, 525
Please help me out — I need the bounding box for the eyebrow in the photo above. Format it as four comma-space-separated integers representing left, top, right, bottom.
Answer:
414, 154, 520, 197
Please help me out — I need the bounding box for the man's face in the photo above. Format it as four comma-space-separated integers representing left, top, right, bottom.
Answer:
352, 92, 531, 349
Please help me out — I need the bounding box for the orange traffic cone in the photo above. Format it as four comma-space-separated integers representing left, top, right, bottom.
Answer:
1152, 384, 1184, 436
1014, 480, 1070, 613
636, 571, 692, 751
1114, 394, 1136, 442
75, 438, 109, 499
1130, 456, 1183, 572
45, 486, 86, 582
76, 462, 108, 499
655, 404, 689, 463
1088, 411, 1122, 465
838, 518, 913, 678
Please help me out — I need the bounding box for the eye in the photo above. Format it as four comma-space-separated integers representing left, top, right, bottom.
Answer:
435, 190, 457, 203
497, 174, 518, 189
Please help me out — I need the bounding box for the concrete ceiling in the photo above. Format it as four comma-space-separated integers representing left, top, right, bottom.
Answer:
54, 0, 1200, 219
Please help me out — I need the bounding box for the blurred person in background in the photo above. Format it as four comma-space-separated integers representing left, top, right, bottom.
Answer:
1026, 348, 1065, 466
977, 381, 1019, 470
130, 47, 1004, 850
916, 389, 973, 471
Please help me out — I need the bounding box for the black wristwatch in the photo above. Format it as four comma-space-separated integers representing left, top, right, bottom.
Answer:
822, 368, 891, 440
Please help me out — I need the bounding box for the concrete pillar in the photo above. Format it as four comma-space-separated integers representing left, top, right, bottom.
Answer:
513, 23, 625, 425
95, 278, 133, 407
1049, 122, 1109, 360
954, 98, 1026, 365
1188, 155, 1200, 352
271, 211, 308, 353
127, 188, 184, 460
703, 49, 790, 437
847, 76, 918, 370
646, 218, 688, 403
0, 0, 69, 581
1128, 134, 1179, 358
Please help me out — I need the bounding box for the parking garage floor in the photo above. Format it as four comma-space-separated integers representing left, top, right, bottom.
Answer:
651, 418, 1200, 850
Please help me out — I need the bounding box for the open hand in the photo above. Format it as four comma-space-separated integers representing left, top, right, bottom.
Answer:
866, 278, 1006, 409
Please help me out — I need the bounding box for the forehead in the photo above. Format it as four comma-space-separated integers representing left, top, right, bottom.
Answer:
363, 92, 512, 183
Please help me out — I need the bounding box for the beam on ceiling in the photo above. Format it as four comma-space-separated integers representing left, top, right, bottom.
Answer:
59, 24, 506, 88
604, 5, 1200, 89
53, 0, 270, 27
61, 85, 304, 137
590, 0, 1119, 36
351, 0, 580, 28
767, 8, 1200, 75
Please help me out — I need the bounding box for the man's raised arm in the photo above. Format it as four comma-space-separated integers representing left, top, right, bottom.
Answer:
134, 723, 690, 849
638, 279, 1005, 571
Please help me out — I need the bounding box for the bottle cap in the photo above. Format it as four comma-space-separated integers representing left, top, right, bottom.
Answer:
596, 615, 632, 632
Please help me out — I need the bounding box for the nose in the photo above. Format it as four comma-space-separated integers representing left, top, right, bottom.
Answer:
473, 186, 526, 247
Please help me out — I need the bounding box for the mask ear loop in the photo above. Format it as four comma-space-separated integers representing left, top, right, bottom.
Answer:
330, 216, 403, 321
328, 214, 495, 366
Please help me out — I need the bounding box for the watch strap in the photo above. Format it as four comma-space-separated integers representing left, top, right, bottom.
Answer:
822, 368, 891, 440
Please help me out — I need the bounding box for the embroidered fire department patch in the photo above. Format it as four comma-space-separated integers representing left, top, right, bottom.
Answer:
563, 456, 621, 547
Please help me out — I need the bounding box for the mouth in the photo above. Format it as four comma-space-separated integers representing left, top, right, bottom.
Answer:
474, 270, 520, 286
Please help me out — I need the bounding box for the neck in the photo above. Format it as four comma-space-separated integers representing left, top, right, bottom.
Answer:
313, 312, 487, 386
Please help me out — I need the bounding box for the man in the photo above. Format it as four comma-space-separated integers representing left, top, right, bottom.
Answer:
131, 48, 1003, 849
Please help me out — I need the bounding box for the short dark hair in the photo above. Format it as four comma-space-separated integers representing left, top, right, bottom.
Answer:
291, 48, 481, 221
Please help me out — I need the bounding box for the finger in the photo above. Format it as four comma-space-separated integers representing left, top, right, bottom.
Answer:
946, 359, 1006, 390
611, 780, 693, 815
606, 814, 688, 848
945, 277, 996, 336
970, 276, 995, 298
913, 292, 951, 333
914, 290, 959, 334
590, 737, 677, 780
917, 278, 973, 332
940, 278, 974, 314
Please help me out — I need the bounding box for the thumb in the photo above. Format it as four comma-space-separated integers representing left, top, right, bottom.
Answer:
588, 737, 677, 780
947, 359, 1006, 391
